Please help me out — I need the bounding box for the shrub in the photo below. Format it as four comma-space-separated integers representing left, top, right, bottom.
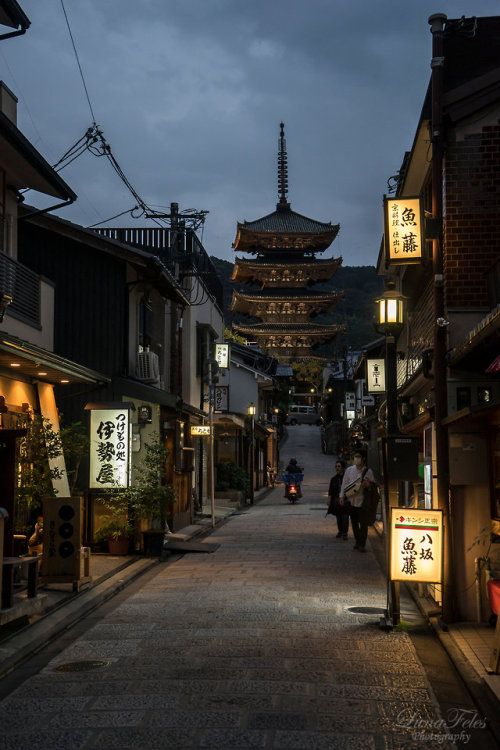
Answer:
215, 462, 249, 496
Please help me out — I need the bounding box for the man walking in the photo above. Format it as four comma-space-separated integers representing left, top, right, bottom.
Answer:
339, 450, 375, 552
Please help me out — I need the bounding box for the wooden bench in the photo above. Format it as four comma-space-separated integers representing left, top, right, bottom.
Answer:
1, 556, 39, 610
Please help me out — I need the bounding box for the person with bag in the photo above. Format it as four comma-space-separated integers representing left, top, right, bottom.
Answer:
326, 459, 349, 539
339, 450, 375, 552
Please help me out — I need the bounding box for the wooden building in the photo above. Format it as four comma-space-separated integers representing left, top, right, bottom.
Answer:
231, 123, 345, 361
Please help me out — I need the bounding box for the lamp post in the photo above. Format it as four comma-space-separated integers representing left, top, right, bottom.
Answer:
247, 402, 256, 505
375, 279, 406, 627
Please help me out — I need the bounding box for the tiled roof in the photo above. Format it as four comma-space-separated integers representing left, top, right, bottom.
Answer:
232, 290, 342, 301
233, 323, 345, 334
234, 257, 341, 268
239, 206, 339, 235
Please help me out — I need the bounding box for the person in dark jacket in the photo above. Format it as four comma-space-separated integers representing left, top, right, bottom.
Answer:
284, 458, 303, 498
327, 460, 348, 539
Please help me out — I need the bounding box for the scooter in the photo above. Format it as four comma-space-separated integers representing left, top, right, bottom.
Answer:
282, 472, 304, 504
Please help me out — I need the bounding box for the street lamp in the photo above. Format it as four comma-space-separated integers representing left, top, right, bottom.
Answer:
247, 402, 256, 505
375, 279, 406, 628
375, 280, 406, 435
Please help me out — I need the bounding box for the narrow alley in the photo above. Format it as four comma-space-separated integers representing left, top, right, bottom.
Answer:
0, 427, 492, 749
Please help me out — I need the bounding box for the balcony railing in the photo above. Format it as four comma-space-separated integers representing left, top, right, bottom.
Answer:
0, 251, 41, 327
94, 226, 224, 311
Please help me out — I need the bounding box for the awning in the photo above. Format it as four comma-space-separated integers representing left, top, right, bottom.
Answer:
0, 110, 76, 200
442, 400, 500, 429
0, 333, 109, 384
0, 0, 30, 30
213, 413, 245, 429
486, 354, 500, 374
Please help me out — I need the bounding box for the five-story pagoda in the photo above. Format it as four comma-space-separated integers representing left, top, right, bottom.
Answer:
231, 123, 345, 361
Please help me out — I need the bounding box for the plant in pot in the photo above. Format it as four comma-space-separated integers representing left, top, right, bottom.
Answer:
102, 437, 176, 557
215, 461, 250, 504
132, 439, 176, 556
94, 517, 132, 555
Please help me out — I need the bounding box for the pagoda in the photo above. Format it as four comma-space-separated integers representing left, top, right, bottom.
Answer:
231, 123, 345, 361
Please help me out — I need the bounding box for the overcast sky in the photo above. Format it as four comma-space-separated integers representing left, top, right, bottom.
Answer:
1, 1, 498, 265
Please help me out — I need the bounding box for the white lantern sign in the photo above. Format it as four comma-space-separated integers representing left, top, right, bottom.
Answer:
89, 407, 131, 489
215, 343, 230, 370
390, 508, 443, 583
366, 358, 386, 393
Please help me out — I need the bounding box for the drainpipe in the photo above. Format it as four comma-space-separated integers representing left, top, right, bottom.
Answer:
429, 13, 454, 623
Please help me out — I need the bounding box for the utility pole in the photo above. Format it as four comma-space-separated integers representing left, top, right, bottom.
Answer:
208, 360, 215, 528
429, 13, 454, 623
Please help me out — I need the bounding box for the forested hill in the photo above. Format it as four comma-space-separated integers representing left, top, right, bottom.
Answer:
210, 257, 383, 351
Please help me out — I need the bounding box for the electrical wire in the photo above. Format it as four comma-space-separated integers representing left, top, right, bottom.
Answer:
87, 207, 141, 228
60, 0, 97, 124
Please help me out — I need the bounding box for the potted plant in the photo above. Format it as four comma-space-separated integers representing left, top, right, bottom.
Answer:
102, 437, 176, 557
94, 517, 132, 555
215, 461, 250, 505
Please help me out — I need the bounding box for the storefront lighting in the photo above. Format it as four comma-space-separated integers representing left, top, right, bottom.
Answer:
60, 379, 70, 384
37, 372, 48, 376
10, 363, 20, 367
247, 402, 256, 416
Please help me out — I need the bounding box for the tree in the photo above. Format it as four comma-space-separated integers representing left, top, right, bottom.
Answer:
15, 415, 64, 527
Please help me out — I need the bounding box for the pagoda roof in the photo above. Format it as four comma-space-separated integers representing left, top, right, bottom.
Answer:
233, 323, 345, 336
231, 290, 342, 303
237, 205, 338, 236
232, 256, 342, 285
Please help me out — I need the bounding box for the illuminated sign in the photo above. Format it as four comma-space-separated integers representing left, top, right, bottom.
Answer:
385, 197, 423, 264
215, 343, 230, 370
390, 507, 443, 583
89, 408, 130, 489
367, 358, 386, 393
190, 425, 211, 436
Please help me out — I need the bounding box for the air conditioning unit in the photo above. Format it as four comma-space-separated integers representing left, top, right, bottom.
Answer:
136, 350, 160, 384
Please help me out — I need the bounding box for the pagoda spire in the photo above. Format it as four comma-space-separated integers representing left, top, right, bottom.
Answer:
277, 122, 290, 211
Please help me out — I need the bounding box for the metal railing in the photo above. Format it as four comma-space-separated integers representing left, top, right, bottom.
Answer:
0, 251, 41, 327
94, 226, 224, 310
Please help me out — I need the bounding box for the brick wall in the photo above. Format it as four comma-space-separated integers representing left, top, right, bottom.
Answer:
444, 121, 500, 309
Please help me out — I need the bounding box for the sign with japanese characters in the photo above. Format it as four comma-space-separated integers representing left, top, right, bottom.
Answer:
89, 408, 130, 489
390, 508, 443, 583
214, 385, 229, 412
367, 358, 386, 392
345, 392, 356, 410
215, 343, 230, 370
190, 425, 211, 436
385, 197, 423, 264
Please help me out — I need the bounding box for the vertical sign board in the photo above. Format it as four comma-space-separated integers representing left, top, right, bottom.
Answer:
390, 507, 443, 583
89, 408, 130, 489
215, 343, 230, 370
345, 392, 356, 410
385, 197, 423, 264
366, 359, 386, 393
214, 386, 229, 413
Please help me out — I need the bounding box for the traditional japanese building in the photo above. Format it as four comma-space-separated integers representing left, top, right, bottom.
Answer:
231, 123, 344, 361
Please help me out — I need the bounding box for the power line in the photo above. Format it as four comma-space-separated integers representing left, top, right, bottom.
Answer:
88, 207, 141, 228
60, 0, 97, 124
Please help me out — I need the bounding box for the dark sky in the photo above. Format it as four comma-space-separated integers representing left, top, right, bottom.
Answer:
1, 1, 498, 264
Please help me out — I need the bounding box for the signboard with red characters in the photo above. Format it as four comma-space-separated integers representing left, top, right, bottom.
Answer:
390, 507, 443, 583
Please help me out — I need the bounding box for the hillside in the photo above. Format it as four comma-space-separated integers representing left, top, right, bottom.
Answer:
210, 257, 383, 351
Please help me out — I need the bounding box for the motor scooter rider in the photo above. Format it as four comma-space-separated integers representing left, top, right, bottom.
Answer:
284, 458, 303, 498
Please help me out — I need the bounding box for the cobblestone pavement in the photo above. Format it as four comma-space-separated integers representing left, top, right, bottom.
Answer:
2, 427, 455, 749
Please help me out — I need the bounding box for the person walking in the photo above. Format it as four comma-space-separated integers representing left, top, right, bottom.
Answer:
339, 450, 375, 552
327, 460, 349, 539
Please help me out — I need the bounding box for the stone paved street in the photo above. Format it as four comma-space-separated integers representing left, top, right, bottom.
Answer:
1, 427, 459, 749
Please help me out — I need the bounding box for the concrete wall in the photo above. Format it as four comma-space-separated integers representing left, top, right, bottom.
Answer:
182, 298, 223, 410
